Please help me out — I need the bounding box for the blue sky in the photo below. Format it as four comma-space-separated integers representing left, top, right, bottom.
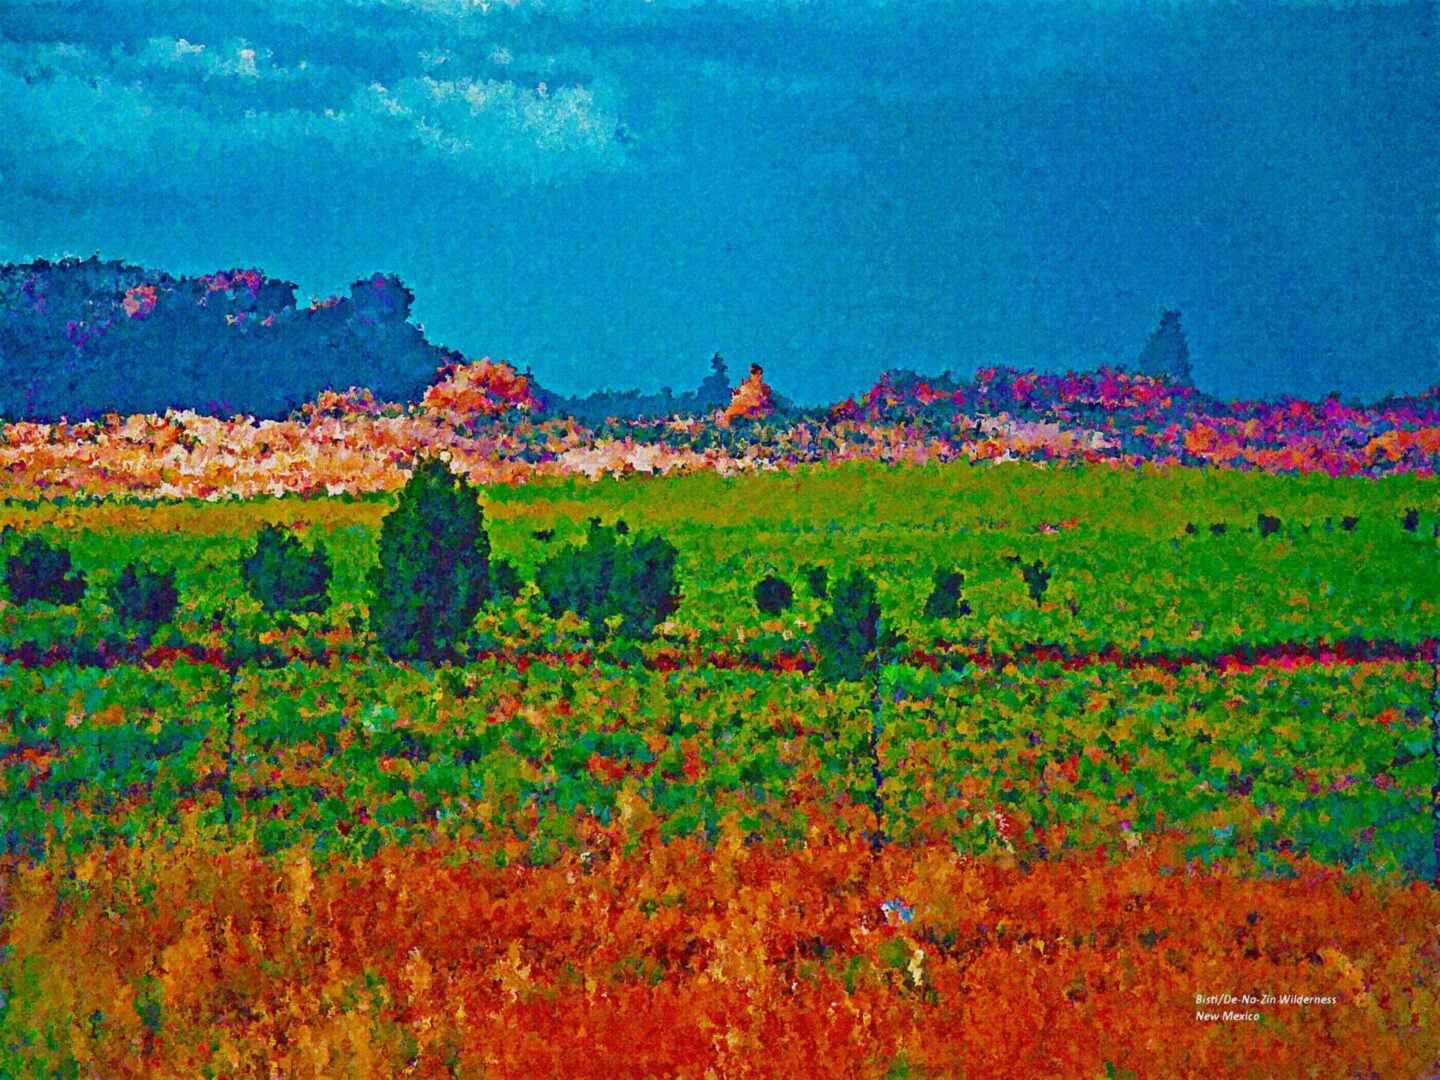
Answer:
1, 0, 1435, 403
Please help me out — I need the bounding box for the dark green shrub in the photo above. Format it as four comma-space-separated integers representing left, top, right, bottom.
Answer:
241, 525, 332, 617
370, 458, 492, 662
535, 518, 679, 641
803, 564, 829, 599
1020, 559, 1051, 606
1402, 508, 1419, 532
923, 569, 970, 619
754, 574, 794, 615
4, 533, 86, 605
1257, 513, 1281, 538
815, 571, 881, 682
111, 563, 179, 642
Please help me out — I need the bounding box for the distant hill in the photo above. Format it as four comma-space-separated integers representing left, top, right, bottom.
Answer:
550, 352, 739, 423
0, 258, 803, 423
0, 257, 456, 421
4, 258, 1432, 436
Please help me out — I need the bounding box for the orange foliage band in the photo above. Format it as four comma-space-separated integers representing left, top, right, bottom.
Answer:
3, 834, 1436, 1078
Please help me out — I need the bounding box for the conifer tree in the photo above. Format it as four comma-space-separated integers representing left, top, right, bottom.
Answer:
369, 458, 492, 662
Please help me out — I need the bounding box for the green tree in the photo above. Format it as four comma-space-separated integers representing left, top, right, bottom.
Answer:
815, 571, 882, 683
922, 569, 971, 619
370, 458, 492, 662
813, 570, 899, 852
110, 563, 179, 647
3, 533, 86, 605
241, 525, 331, 617
754, 574, 794, 615
535, 517, 679, 641
218, 525, 332, 837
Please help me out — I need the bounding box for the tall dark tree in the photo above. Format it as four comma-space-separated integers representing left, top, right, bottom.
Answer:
1136, 309, 1192, 383
369, 458, 492, 662
813, 569, 898, 853
489, 558, 523, 604
1020, 559, 1052, 607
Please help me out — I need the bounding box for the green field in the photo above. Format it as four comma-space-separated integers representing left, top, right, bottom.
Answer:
4, 460, 1440, 1078
4, 461, 1438, 651
3, 462, 1437, 875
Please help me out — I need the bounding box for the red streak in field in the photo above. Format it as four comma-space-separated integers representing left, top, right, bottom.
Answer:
1, 637, 1433, 677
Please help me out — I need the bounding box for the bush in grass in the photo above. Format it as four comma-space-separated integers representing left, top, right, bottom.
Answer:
535, 518, 679, 641
242, 524, 332, 617
803, 564, 829, 599
815, 570, 881, 682
754, 574, 794, 615
111, 563, 179, 644
923, 569, 971, 619
3, 533, 86, 605
1020, 559, 1051, 606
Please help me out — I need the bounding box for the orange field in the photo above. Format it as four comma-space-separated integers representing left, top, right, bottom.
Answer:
3, 824, 1437, 1078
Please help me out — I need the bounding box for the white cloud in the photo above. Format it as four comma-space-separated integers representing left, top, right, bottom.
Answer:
0, 29, 628, 187
355, 74, 625, 173
134, 37, 310, 81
